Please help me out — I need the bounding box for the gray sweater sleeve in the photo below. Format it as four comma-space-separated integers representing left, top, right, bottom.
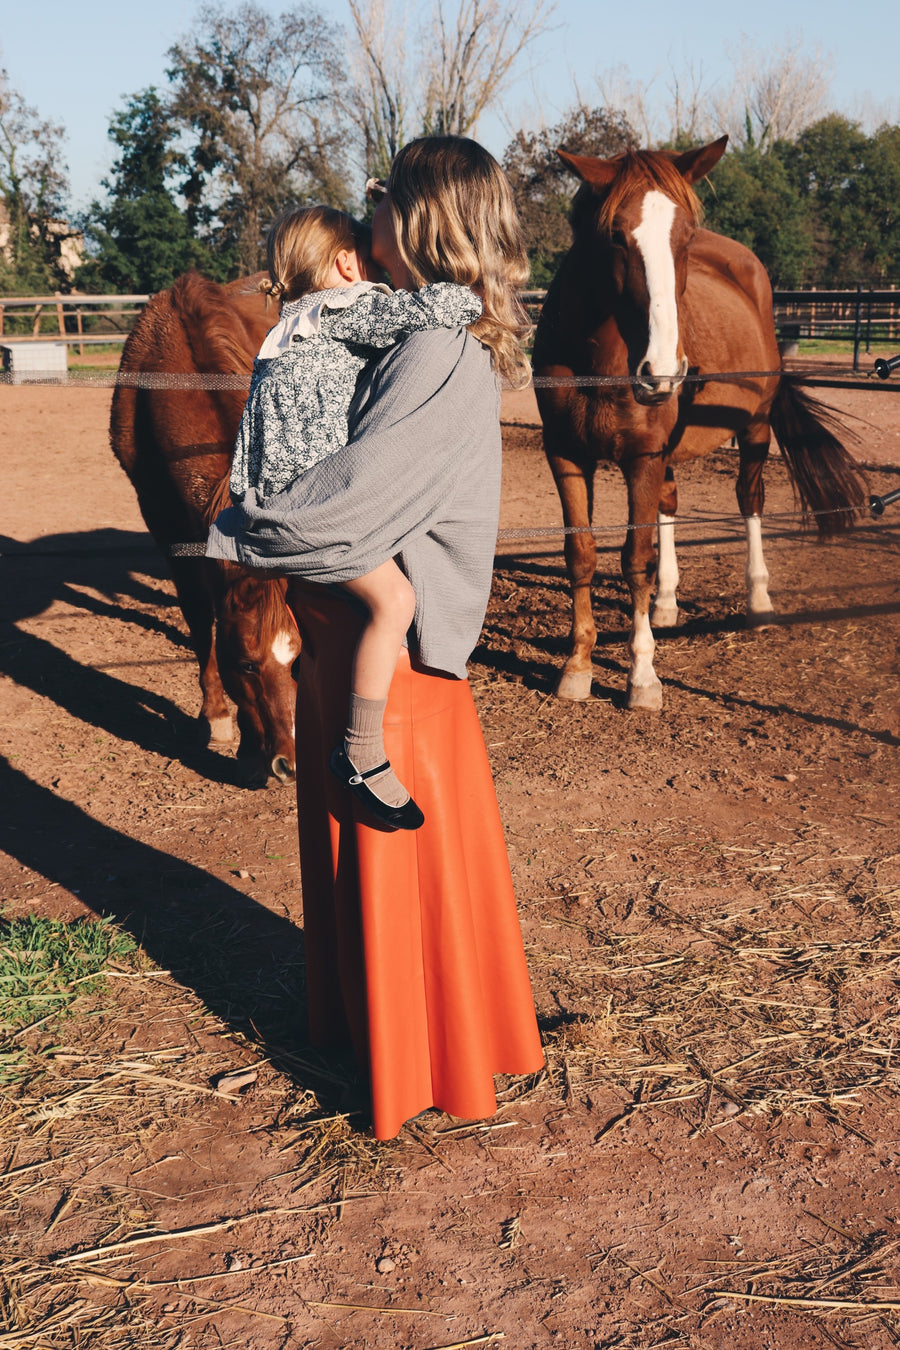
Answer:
207, 329, 502, 678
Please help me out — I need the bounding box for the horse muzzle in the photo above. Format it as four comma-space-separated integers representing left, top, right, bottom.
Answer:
634, 355, 689, 404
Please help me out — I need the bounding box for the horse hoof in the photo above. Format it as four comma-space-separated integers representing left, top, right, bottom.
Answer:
746, 608, 775, 631
627, 680, 663, 711
556, 668, 593, 701
650, 603, 679, 628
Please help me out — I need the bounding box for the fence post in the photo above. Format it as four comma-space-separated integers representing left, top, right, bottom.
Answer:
853, 282, 863, 371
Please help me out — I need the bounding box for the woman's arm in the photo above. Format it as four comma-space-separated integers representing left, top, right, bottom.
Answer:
207, 328, 498, 583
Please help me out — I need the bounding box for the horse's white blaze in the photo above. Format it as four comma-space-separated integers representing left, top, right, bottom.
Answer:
271, 631, 297, 666
744, 514, 774, 614
633, 191, 680, 389
652, 511, 680, 626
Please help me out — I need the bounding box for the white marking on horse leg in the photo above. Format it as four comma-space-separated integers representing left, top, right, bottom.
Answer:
206, 714, 235, 744
271, 631, 297, 665
627, 610, 663, 710
744, 514, 774, 617
651, 511, 679, 627
633, 192, 681, 393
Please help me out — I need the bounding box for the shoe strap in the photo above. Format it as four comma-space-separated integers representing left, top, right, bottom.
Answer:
347, 760, 390, 787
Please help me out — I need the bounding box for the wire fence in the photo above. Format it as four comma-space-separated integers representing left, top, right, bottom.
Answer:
4, 365, 900, 393
3, 345, 899, 559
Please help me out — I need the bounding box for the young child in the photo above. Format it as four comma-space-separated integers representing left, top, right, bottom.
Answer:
231, 204, 482, 831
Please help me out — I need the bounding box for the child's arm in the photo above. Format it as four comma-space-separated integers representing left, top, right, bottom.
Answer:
321, 283, 481, 350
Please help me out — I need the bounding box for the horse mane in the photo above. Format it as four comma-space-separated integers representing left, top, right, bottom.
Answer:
219, 568, 291, 643
203, 471, 233, 529
170, 271, 269, 375
571, 149, 705, 236
202, 473, 292, 639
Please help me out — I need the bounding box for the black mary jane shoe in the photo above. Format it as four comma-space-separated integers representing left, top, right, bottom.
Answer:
329, 745, 425, 832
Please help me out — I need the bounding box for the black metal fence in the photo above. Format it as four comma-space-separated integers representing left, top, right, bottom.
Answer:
772, 287, 900, 369
521, 287, 900, 372
3, 287, 899, 372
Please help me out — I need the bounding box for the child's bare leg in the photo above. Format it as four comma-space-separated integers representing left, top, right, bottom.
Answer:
339, 560, 416, 809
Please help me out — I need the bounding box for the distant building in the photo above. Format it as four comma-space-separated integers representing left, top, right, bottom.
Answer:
0, 197, 85, 284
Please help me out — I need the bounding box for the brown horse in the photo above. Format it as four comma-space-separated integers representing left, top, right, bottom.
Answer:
110, 271, 301, 785
533, 137, 868, 706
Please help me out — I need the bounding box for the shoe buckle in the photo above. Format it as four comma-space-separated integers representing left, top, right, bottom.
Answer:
348, 772, 364, 786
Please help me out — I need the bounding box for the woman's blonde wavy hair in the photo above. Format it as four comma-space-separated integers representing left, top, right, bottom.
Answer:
385, 136, 532, 388
261, 205, 370, 306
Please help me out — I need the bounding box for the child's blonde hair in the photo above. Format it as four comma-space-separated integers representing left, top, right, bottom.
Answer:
385, 136, 532, 388
261, 205, 371, 305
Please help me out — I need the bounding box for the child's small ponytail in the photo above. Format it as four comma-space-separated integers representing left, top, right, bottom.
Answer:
258, 276, 286, 309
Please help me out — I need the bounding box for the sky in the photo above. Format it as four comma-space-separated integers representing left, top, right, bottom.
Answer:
2, 0, 898, 215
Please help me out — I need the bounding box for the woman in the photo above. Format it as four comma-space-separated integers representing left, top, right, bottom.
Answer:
208, 136, 545, 1139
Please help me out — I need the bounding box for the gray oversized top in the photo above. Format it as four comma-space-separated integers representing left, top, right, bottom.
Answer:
229, 281, 482, 499
207, 328, 502, 679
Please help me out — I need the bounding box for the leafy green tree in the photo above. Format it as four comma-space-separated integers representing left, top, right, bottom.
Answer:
784, 115, 900, 285
503, 106, 637, 286
860, 123, 900, 284
78, 89, 229, 293
166, 2, 351, 275
0, 64, 71, 293
699, 141, 815, 287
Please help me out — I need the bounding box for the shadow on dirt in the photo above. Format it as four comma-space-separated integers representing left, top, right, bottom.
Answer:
1, 529, 187, 647
0, 754, 358, 1110
0, 529, 246, 785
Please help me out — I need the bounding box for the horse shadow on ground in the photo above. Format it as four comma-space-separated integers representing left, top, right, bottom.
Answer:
480, 551, 900, 736
0, 530, 244, 786
1, 529, 187, 646
0, 755, 359, 1112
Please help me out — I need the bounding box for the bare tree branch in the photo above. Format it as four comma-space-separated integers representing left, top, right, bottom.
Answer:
345, 0, 410, 179
421, 0, 556, 137
711, 35, 833, 150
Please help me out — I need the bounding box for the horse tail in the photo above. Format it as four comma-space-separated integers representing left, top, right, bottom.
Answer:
769, 377, 868, 537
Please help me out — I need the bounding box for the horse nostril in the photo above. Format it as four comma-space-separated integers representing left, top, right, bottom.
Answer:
271, 755, 295, 783
637, 361, 657, 387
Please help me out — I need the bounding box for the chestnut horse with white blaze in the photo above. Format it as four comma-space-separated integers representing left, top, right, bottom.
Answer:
110, 272, 301, 786
533, 136, 868, 707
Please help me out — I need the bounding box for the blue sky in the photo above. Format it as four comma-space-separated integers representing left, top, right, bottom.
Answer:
2, 0, 898, 213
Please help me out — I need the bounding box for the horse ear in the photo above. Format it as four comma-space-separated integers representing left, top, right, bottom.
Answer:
671, 135, 729, 184
557, 148, 619, 189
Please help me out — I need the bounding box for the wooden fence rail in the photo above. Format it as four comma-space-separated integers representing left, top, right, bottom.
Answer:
0, 294, 151, 356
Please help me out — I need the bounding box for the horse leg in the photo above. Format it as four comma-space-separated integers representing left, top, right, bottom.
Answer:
736, 434, 775, 625
651, 466, 679, 628
168, 557, 234, 744
623, 455, 667, 711
547, 451, 597, 700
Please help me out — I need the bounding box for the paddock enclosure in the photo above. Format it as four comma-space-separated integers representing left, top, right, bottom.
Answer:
1, 368, 900, 1348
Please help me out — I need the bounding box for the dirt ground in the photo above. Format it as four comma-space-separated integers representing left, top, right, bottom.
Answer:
2, 357, 900, 1349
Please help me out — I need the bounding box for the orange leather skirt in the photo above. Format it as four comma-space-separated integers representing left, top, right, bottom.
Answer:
286, 580, 544, 1139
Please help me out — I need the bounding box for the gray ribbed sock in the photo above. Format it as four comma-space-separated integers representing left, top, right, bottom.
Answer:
344, 694, 410, 808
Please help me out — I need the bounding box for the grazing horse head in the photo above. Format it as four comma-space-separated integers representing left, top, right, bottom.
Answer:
558, 136, 728, 405
214, 569, 301, 787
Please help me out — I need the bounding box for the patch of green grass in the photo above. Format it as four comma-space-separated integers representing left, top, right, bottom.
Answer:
0, 914, 137, 1037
